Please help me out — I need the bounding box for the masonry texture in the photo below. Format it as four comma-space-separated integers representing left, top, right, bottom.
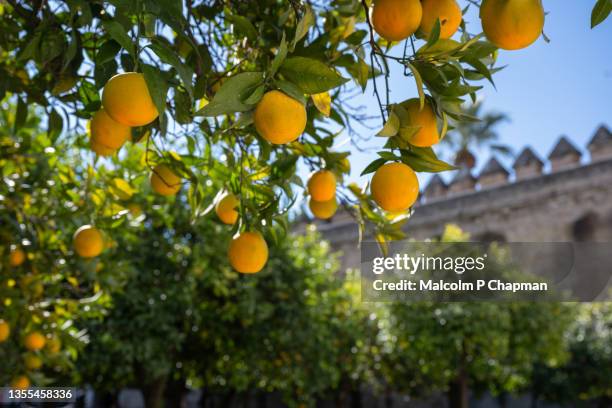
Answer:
306, 125, 612, 271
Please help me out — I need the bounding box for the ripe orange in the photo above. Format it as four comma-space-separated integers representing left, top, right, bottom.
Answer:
309, 197, 338, 220
11, 376, 30, 390
307, 170, 337, 202
419, 0, 462, 39
228, 231, 269, 274
24, 331, 46, 351
480, 0, 544, 50
253, 90, 307, 144
102, 72, 159, 126
370, 0, 423, 42
215, 192, 239, 225
89, 109, 131, 154
400, 98, 440, 147
0, 320, 10, 342
9, 246, 26, 266
90, 139, 116, 156
371, 162, 420, 212
73, 225, 104, 258
150, 164, 182, 196
24, 354, 43, 370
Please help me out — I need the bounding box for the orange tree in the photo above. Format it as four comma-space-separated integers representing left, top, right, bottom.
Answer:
1, 0, 610, 395
383, 226, 575, 408
0, 104, 119, 389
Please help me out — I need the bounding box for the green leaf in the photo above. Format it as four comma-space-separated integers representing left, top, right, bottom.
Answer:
149, 39, 194, 97
398, 125, 422, 142
141, 64, 168, 117
406, 63, 425, 110
196, 72, 264, 116
591, 0, 612, 28
274, 80, 307, 105
292, 4, 315, 49
101, 20, 135, 58
376, 110, 400, 137
280, 57, 348, 94
226, 14, 258, 41
424, 19, 441, 49
345, 56, 370, 91
14, 97, 27, 133
243, 84, 265, 105
399, 147, 457, 173
269, 33, 288, 78
48, 109, 63, 142
360, 158, 387, 176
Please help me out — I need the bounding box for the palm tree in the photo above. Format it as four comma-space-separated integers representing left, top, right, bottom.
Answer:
441, 100, 511, 169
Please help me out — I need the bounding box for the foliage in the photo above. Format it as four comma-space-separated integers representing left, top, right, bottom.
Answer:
384, 226, 575, 404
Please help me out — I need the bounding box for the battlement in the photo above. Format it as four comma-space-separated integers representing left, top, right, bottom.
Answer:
422, 124, 611, 203
306, 124, 612, 271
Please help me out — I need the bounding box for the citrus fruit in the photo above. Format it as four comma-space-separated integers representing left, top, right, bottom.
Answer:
102, 72, 159, 126
46, 336, 62, 354
73, 225, 104, 258
90, 140, 116, 156
400, 98, 440, 147
370, 0, 423, 42
480, 0, 545, 50
228, 231, 269, 274
89, 109, 131, 153
419, 0, 462, 39
371, 162, 420, 212
253, 90, 307, 144
9, 246, 26, 266
0, 320, 9, 342
215, 192, 239, 225
11, 376, 30, 390
150, 164, 182, 196
24, 331, 46, 351
309, 197, 338, 220
24, 354, 43, 370
307, 170, 337, 202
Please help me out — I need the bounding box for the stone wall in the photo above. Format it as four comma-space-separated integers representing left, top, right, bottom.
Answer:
306, 125, 612, 271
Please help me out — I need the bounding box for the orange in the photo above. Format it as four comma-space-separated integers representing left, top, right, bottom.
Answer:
89, 109, 131, 153
0, 320, 9, 342
11, 376, 30, 390
253, 90, 307, 144
102, 72, 159, 126
307, 170, 337, 202
419, 0, 462, 39
480, 0, 544, 50
24, 354, 43, 370
90, 139, 116, 156
370, 0, 423, 42
46, 336, 62, 354
24, 331, 46, 351
228, 231, 269, 274
309, 197, 338, 220
400, 98, 440, 147
150, 164, 182, 196
73, 225, 104, 258
9, 246, 26, 266
215, 192, 239, 225
371, 162, 420, 212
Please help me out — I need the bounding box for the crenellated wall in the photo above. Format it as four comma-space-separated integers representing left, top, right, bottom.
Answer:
305, 124, 612, 271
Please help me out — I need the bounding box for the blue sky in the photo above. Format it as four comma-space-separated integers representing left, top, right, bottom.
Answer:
342, 2, 612, 187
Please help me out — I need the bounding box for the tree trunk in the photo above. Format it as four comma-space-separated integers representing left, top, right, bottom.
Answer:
165, 377, 186, 408
93, 390, 118, 408
384, 388, 394, 408
141, 376, 168, 408
350, 388, 363, 408
448, 343, 469, 408
497, 392, 508, 408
